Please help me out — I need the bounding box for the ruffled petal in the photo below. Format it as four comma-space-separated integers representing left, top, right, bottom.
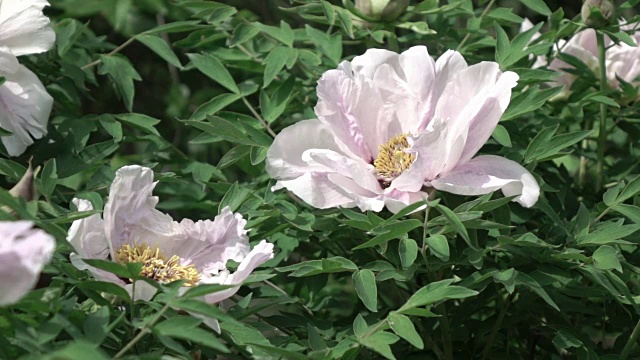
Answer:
273, 172, 357, 210
103, 165, 177, 257
200, 240, 274, 304
430, 155, 540, 208
0, 0, 55, 56
172, 206, 251, 271
0, 221, 55, 306
0, 64, 52, 156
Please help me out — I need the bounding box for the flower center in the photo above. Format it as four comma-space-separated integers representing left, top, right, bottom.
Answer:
373, 133, 415, 183
116, 244, 201, 286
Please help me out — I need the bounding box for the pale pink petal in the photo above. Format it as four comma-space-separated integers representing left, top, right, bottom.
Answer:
200, 240, 274, 304
266, 119, 356, 180
67, 199, 109, 260
172, 207, 251, 271
0, 64, 52, 156
272, 172, 357, 210
0, 221, 55, 306
430, 155, 540, 208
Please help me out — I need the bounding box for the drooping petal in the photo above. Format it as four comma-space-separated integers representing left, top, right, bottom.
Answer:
0, 46, 19, 73
103, 165, 177, 257
0, 0, 55, 56
199, 240, 274, 305
430, 155, 540, 208
0, 64, 53, 156
273, 172, 357, 210
0, 221, 55, 306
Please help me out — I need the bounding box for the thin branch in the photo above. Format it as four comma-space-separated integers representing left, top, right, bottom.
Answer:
81, 37, 136, 70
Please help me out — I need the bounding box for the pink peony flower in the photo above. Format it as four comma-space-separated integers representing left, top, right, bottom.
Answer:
67, 165, 274, 330
0, 220, 55, 306
523, 19, 640, 94
266, 46, 539, 213
0, 0, 55, 156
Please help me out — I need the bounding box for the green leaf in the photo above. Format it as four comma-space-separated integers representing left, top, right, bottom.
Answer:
398, 239, 418, 269
358, 332, 399, 360
592, 245, 623, 273
182, 117, 263, 147
277, 256, 358, 277
388, 313, 424, 349
353, 219, 422, 250
518, 0, 551, 15
76, 280, 131, 301
187, 53, 240, 94
576, 220, 640, 246
492, 124, 512, 147
433, 204, 475, 249
229, 23, 260, 47
115, 113, 160, 135
304, 25, 342, 64
142, 20, 205, 34
189, 93, 242, 121
154, 317, 229, 352
426, 235, 450, 261
181, 284, 236, 298
82, 259, 135, 279
263, 46, 297, 87
515, 272, 559, 311
488, 8, 523, 23
40, 159, 58, 199
613, 204, 640, 224
41, 341, 110, 360
525, 126, 592, 163
353, 270, 378, 312
260, 76, 295, 123
616, 176, 640, 204
398, 279, 478, 312
492, 268, 517, 294
135, 34, 182, 68
98, 55, 141, 112
254, 21, 294, 47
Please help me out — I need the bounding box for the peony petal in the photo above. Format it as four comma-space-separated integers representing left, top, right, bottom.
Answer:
0, 46, 19, 74
0, 221, 55, 306
0, 0, 55, 56
266, 119, 355, 180
67, 199, 109, 260
273, 172, 357, 209
0, 64, 52, 156
201, 240, 274, 304
430, 155, 540, 208
103, 165, 177, 257
173, 206, 251, 271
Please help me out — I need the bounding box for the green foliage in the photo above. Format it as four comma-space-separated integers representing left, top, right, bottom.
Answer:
2, 0, 640, 360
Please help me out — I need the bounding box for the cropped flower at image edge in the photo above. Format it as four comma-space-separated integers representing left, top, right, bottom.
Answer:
266, 46, 540, 213
0, 221, 55, 306
67, 165, 274, 329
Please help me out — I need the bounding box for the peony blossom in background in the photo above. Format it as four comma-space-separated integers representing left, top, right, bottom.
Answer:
0, 0, 55, 156
0, 221, 55, 306
67, 165, 274, 330
522, 19, 640, 95
266, 46, 540, 213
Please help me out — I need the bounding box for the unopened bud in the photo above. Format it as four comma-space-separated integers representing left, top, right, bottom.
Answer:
355, 0, 409, 22
581, 0, 615, 28
8, 162, 37, 201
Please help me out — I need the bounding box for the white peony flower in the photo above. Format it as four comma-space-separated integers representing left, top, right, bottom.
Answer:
0, 0, 55, 156
266, 46, 539, 213
67, 165, 275, 330
0, 220, 55, 306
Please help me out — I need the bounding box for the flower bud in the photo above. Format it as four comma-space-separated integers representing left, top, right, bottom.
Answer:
581, 0, 615, 28
355, 0, 409, 22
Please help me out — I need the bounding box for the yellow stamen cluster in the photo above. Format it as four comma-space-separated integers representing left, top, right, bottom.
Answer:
373, 133, 415, 183
116, 244, 201, 286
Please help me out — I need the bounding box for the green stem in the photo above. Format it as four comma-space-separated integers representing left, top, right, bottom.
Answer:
114, 303, 171, 359
621, 317, 640, 359
595, 31, 608, 191
456, 0, 496, 51
480, 292, 516, 360
438, 303, 453, 360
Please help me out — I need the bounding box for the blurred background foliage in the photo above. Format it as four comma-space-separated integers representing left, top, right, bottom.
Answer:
1, 0, 640, 359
